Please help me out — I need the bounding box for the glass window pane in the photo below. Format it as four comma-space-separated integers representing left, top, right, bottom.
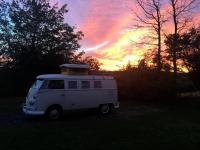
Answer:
81, 81, 90, 89
48, 80, 64, 89
68, 81, 77, 89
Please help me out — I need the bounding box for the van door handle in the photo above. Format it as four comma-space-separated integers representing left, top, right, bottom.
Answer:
60, 94, 65, 96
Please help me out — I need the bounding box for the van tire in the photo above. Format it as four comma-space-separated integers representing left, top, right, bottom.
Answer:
99, 104, 111, 115
45, 105, 63, 120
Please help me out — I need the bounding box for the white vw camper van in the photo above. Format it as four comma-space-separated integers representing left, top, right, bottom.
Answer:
23, 64, 119, 120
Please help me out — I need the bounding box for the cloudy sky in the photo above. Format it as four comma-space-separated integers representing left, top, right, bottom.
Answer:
53, 0, 200, 70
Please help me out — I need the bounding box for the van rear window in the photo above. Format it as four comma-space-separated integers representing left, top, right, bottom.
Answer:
94, 81, 102, 88
47, 80, 64, 89
68, 81, 77, 89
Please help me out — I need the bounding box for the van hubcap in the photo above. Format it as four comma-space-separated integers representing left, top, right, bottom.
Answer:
101, 105, 110, 114
49, 109, 60, 120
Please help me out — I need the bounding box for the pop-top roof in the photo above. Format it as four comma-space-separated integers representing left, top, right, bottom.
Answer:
59, 64, 89, 69
37, 74, 114, 80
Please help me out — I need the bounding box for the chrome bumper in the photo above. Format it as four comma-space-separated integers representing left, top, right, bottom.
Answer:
23, 104, 45, 115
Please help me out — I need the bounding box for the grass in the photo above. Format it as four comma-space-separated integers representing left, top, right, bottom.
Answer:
1, 98, 200, 150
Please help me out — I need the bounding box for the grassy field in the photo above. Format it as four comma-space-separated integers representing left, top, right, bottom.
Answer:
1, 98, 200, 150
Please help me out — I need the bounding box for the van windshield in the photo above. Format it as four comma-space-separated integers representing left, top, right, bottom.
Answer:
31, 79, 44, 89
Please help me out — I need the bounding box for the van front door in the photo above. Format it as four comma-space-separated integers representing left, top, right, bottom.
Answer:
39, 80, 66, 110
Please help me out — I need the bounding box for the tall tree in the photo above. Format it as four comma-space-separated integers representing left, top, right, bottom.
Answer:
0, 0, 83, 73
133, 0, 166, 71
167, 0, 197, 85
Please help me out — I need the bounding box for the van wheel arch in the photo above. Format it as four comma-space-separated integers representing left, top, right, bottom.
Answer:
99, 103, 112, 115
45, 104, 63, 120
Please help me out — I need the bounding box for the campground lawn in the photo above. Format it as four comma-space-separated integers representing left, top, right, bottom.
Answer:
0, 97, 200, 150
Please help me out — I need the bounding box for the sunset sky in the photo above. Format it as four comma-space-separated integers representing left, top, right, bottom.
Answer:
53, 0, 200, 70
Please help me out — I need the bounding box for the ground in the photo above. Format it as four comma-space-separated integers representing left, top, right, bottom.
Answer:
1, 97, 200, 150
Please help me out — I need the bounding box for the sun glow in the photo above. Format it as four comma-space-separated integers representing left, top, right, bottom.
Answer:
94, 29, 152, 70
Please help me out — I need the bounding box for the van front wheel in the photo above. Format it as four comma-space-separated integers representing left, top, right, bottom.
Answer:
99, 104, 111, 115
45, 106, 63, 120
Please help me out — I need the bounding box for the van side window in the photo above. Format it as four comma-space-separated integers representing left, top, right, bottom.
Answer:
68, 81, 77, 89
94, 81, 102, 88
81, 81, 90, 89
48, 80, 64, 89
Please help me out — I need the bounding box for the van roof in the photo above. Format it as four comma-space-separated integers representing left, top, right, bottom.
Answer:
37, 74, 114, 80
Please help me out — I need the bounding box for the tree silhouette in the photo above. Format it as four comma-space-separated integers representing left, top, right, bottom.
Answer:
179, 27, 200, 85
0, 0, 83, 73
167, 0, 198, 87
133, 0, 166, 71
81, 56, 102, 71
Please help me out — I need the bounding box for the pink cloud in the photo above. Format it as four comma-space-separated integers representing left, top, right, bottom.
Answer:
74, 0, 135, 47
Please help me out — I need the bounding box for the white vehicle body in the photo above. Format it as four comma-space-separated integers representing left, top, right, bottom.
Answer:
23, 74, 119, 116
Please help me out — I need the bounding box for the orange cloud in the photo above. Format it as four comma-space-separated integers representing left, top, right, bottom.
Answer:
87, 28, 152, 70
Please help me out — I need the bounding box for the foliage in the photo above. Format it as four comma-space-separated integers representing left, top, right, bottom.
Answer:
114, 69, 176, 101
70, 51, 102, 71
165, 34, 182, 61
178, 27, 200, 73
166, 0, 198, 87
0, 0, 83, 73
165, 27, 200, 86
82, 56, 102, 71
179, 27, 200, 86
137, 59, 148, 70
